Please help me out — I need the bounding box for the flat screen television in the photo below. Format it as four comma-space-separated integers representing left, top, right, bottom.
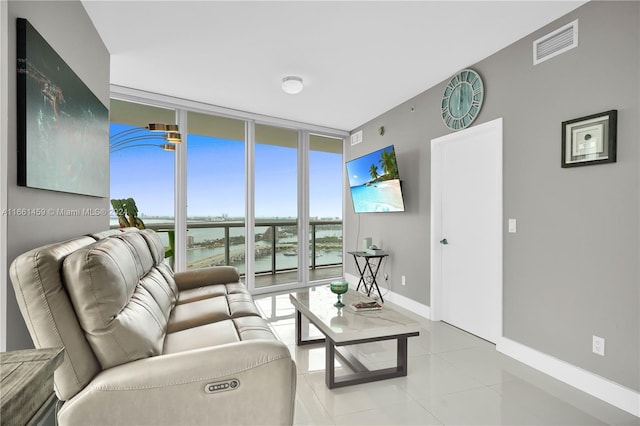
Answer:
346, 145, 405, 213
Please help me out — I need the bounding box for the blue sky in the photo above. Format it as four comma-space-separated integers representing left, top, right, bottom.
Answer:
345, 145, 394, 187
110, 124, 343, 218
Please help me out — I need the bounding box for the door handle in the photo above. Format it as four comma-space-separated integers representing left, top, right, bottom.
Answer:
440, 238, 448, 245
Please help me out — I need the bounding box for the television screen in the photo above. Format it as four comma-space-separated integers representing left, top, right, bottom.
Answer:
346, 145, 405, 213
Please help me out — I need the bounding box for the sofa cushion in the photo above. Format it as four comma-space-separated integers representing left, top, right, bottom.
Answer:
167, 293, 260, 333
9, 236, 101, 401
177, 282, 249, 305
88, 229, 123, 240
163, 317, 277, 354
140, 266, 179, 315
233, 315, 280, 340
173, 266, 240, 290
63, 233, 177, 369
167, 297, 231, 333
163, 321, 243, 353
138, 229, 167, 265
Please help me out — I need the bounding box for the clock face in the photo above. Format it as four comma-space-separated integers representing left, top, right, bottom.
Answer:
441, 69, 484, 130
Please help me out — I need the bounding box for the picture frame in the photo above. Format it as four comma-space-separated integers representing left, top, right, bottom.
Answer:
17, 18, 109, 197
561, 110, 617, 168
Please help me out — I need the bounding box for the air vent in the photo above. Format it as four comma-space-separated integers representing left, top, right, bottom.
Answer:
350, 130, 363, 146
533, 19, 578, 65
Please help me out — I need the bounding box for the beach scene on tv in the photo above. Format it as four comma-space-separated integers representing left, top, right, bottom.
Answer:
346, 145, 405, 213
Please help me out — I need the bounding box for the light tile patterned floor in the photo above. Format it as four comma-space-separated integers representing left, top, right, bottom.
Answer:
254, 293, 640, 426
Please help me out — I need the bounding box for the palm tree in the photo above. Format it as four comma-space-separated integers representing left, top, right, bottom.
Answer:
379, 149, 398, 179
369, 164, 379, 181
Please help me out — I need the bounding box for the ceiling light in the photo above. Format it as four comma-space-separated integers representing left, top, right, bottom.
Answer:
282, 76, 303, 94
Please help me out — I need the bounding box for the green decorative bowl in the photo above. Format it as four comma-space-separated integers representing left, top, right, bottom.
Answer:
330, 280, 349, 308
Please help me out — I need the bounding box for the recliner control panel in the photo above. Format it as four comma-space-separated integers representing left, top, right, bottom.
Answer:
204, 379, 240, 394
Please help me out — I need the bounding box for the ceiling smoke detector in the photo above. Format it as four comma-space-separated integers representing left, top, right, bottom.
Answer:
282, 76, 303, 94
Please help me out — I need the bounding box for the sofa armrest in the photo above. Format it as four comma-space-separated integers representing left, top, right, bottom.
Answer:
58, 340, 296, 425
173, 266, 240, 290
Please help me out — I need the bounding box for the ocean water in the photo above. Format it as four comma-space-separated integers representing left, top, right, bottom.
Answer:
110, 219, 342, 271
185, 227, 342, 272
350, 179, 405, 213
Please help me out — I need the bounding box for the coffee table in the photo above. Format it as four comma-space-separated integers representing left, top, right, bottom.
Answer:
289, 286, 420, 389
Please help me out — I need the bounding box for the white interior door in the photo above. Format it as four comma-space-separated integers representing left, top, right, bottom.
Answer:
431, 118, 502, 343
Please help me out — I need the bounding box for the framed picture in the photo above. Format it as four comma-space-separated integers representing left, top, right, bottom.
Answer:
17, 18, 109, 197
561, 110, 617, 168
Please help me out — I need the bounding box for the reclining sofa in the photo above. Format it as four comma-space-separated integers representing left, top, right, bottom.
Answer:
9, 228, 296, 425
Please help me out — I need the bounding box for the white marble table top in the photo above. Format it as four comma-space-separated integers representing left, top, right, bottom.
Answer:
289, 285, 420, 344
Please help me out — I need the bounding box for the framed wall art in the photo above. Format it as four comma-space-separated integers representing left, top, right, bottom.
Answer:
561, 110, 617, 168
17, 18, 109, 197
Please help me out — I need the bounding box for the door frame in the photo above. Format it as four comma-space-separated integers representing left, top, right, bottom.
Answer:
430, 117, 503, 340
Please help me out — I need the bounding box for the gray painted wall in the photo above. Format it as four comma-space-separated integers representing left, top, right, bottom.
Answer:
345, 1, 639, 391
4, 0, 110, 350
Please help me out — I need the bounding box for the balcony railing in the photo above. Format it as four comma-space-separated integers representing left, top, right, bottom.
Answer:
132, 220, 342, 283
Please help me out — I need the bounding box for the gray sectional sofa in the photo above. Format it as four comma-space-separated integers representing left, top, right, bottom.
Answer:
9, 228, 296, 425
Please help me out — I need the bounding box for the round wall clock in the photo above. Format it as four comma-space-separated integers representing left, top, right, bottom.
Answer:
441, 68, 484, 131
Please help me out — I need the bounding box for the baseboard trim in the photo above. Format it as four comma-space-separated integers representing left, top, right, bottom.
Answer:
344, 273, 430, 320
384, 289, 431, 320
343, 273, 639, 417
497, 337, 640, 418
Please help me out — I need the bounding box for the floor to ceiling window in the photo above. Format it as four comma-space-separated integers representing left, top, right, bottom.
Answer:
254, 124, 299, 288
110, 88, 347, 293
109, 99, 177, 251
309, 134, 343, 282
186, 112, 246, 272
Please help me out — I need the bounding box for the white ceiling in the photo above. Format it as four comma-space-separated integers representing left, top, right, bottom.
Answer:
82, 1, 587, 131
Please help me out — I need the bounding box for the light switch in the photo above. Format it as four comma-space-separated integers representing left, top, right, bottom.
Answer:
508, 219, 517, 233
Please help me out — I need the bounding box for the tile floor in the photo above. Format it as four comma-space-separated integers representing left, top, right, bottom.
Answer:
254, 292, 640, 426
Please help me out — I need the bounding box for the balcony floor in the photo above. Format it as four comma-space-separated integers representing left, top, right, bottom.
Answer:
254, 265, 343, 288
